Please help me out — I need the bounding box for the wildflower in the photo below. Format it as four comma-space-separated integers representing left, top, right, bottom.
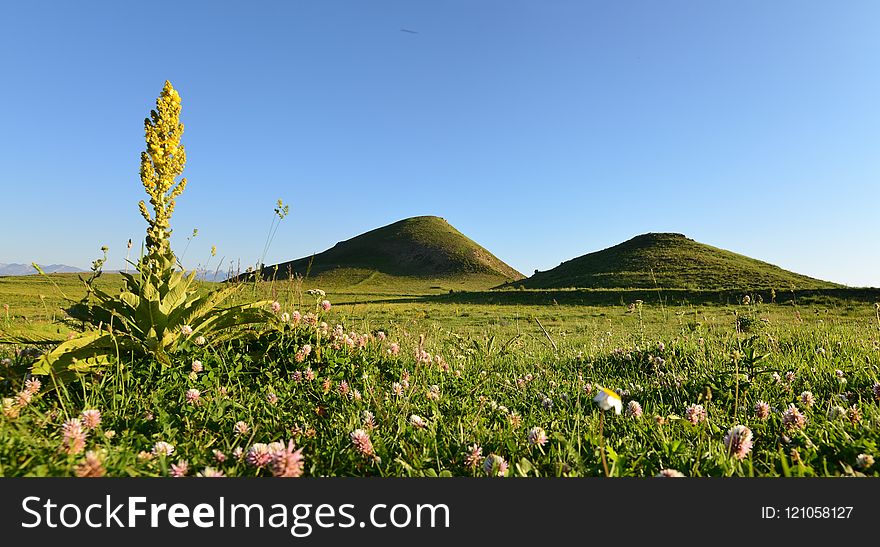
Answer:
302, 344, 312, 356
856, 454, 875, 470
352, 389, 362, 401
827, 405, 846, 420
104, 430, 116, 439
338, 381, 350, 397
232, 447, 244, 460
656, 469, 685, 477
742, 295, 751, 305
280, 312, 290, 323
685, 404, 707, 425
583, 383, 593, 395
197, 467, 226, 477
304, 367, 315, 381
376, 331, 386, 341
388, 343, 400, 356
847, 405, 862, 425
464, 444, 483, 469
362, 410, 377, 430
723, 425, 754, 460
74, 450, 106, 477
191, 360, 203, 373
782, 405, 806, 430
293, 371, 303, 382
271, 301, 281, 313
213, 449, 227, 463
194, 335, 207, 346
528, 427, 548, 447
170, 460, 189, 477
151, 441, 175, 457
593, 387, 622, 414
507, 412, 521, 428
426, 385, 440, 401
542, 397, 554, 410
61, 419, 87, 455
784, 371, 796, 383
24, 378, 41, 395
771, 372, 781, 384
483, 454, 508, 477
410, 414, 427, 429
267, 391, 278, 405
180, 325, 193, 336
391, 382, 404, 397
137, 451, 154, 462
271, 440, 304, 477
15, 389, 32, 407
234, 421, 250, 435
292, 311, 302, 324
627, 400, 643, 418
350, 429, 376, 458
246, 443, 274, 468
800, 391, 815, 407
185, 388, 201, 405
321, 300, 331, 312
81, 409, 101, 429
754, 401, 771, 420
322, 378, 332, 393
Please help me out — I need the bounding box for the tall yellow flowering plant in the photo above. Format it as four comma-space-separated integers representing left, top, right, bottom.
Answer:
139, 81, 187, 273
31, 82, 279, 376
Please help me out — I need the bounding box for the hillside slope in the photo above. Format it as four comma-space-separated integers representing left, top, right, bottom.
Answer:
518, 233, 841, 290
252, 216, 524, 288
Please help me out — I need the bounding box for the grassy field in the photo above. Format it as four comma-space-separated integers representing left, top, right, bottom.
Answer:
2, 272, 879, 477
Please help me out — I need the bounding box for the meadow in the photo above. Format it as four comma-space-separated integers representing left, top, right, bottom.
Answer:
2, 81, 878, 479
2, 271, 879, 477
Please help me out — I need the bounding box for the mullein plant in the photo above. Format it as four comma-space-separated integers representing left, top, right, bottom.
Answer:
30, 81, 279, 377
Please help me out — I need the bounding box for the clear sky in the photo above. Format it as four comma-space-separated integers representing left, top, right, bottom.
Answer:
1, 1, 878, 286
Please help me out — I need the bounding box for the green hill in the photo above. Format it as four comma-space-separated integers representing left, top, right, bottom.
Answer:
251, 216, 524, 291
516, 232, 841, 290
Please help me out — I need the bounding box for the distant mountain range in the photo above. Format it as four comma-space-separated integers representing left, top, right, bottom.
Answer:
0, 263, 85, 276
0, 263, 233, 281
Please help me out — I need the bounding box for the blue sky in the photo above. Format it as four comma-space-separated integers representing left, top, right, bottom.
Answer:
1, 1, 878, 286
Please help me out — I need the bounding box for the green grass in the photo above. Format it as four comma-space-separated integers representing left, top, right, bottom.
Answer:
2, 274, 879, 477
517, 232, 843, 290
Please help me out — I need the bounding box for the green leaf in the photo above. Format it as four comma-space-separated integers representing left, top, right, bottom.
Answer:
30, 330, 117, 377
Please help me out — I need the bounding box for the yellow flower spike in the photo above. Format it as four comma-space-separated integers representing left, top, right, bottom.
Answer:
136, 80, 187, 271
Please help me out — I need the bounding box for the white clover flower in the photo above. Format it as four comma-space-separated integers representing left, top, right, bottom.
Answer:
151, 441, 175, 457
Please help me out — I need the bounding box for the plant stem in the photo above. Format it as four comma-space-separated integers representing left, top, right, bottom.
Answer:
599, 410, 609, 477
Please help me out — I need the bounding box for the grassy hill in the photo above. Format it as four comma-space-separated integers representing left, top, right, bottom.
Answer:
250, 216, 524, 291
516, 232, 842, 290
